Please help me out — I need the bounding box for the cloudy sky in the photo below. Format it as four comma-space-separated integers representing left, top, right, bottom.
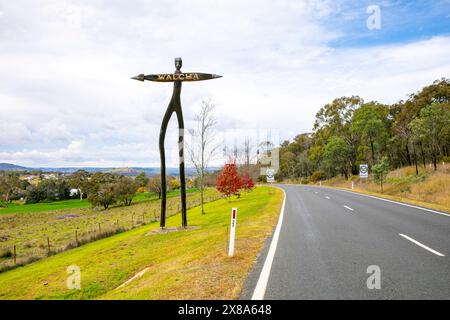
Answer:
0, 0, 449, 168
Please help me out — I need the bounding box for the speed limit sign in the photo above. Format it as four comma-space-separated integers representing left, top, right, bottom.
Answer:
359, 164, 368, 178
266, 168, 275, 183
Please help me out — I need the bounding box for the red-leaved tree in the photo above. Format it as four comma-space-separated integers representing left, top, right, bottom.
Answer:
241, 171, 255, 191
216, 163, 242, 199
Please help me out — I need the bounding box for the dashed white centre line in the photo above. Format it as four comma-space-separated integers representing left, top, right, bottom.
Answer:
325, 196, 330, 199
344, 205, 354, 211
314, 192, 318, 194
399, 234, 445, 257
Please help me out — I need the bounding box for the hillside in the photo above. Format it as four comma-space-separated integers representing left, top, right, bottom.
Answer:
0, 163, 202, 176
0, 163, 28, 171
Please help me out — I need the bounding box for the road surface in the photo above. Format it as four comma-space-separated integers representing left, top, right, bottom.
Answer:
242, 185, 450, 299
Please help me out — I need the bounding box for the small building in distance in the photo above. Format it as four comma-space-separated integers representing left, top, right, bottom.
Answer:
257, 140, 279, 176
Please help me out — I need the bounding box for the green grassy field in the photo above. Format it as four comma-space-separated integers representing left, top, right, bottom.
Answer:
0, 186, 283, 300
0, 189, 197, 215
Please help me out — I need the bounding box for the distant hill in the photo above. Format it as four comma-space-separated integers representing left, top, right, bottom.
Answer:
0, 163, 218, 177
0, 163, 29, 171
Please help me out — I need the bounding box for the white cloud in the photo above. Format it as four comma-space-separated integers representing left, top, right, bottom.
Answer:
0, 0, 449, 167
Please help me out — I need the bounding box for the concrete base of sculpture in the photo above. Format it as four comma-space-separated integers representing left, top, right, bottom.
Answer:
146, 226, 200, 236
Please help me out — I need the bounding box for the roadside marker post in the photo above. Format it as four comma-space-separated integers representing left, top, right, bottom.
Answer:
228, 208, 237, 257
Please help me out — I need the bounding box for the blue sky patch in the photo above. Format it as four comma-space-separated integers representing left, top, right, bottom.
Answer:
323, 0, 450, 48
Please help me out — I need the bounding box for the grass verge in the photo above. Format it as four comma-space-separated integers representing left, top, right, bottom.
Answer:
0, 186, 283, 300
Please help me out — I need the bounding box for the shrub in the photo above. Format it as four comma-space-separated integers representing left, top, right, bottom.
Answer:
441, 156, 450, 164
241, 172, 255, 191
168, 178, 181, 190
310, 171, 325, 183
372, 156, 390, 193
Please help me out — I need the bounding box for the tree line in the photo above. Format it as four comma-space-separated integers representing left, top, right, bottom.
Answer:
0, 170, 181, 209
278, 78, 450, 181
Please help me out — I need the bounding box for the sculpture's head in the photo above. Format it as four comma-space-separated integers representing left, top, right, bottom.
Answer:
175, 57, 182, 71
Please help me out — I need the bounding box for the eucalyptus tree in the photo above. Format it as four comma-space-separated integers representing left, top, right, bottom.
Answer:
409, 103, 450, 170
351, 102, 390, 165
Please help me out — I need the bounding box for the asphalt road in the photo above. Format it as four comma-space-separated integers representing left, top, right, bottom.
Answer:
242, 185, 450, 300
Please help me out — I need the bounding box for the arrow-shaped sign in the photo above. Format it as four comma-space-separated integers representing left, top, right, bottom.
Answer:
131, 72, 222, 82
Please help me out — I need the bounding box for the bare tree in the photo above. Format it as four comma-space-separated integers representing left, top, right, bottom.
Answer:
222, 138, 244, 165
188, 99, 220, 214
233, 140, 239, 164
243, 137, 252, 169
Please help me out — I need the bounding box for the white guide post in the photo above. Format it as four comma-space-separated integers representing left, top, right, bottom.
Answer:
228, 208, 237, 257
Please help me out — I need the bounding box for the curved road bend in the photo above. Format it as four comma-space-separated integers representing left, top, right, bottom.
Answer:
243, 184, 450, 299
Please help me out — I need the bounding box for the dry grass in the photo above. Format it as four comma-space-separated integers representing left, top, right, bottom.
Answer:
318, 163, 450, 212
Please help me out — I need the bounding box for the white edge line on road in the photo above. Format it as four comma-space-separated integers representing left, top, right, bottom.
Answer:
301, 185, 450, 218
338, 189, 450, 217
399, 233, 445, 257
251, 187, 286, 300
344, 205, 354, 211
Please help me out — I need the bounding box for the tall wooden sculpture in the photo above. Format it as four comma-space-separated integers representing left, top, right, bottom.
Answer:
132, 58, 222, 228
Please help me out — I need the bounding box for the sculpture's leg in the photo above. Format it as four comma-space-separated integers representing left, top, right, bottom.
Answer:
175, 90, 187, 228
159, 102, 174, 228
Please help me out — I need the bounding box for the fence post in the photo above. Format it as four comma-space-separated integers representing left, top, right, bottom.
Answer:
131, 214, 134, 227
13, 245, 17, 264
47, 236, 51, 254
98, 223, 101, 234
75, 229, 79, 245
